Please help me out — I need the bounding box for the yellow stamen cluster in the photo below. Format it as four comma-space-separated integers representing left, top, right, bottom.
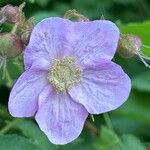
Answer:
48, 56, 82, 93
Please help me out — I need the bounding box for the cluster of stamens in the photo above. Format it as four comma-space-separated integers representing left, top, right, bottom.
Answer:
48, 56, 82, 93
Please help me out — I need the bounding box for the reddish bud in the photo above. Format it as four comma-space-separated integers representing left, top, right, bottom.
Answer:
118, 34, 150, 68
118, 34, 142, 58
1, 5, 20, 23
0, 33, 23, 58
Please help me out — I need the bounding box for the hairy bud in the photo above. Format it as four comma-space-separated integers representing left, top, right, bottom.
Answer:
1, 5, 20, 23
64, 9, 89, 22
0, 33, 23, 58
118, 34, 150, 68
118, 34, 142, 58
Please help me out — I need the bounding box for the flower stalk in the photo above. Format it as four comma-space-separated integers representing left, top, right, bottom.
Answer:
0, 119, 19, 134
103, 113, 113, 131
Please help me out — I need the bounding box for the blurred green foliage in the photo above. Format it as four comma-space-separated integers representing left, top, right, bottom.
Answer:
0, 0, 150, 150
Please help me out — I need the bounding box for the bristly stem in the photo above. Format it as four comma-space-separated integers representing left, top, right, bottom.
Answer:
136, 51, 150, 68
5, 66, 14, 87
103, 112, 113, 130
11, 23, 19, 34
85, 121, 99, 137
0, 119, 19, 134
2, 57, 7, 79
0, 57, 14, 86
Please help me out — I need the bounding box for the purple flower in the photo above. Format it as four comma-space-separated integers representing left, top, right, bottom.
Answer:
8, 17, 131, 145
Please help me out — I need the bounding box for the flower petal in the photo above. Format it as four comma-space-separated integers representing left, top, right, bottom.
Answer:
69, 60, 131, 114
30, 58, 51, 72
35, 90, 88, 145
24, 17, 73, 70
73, 20, 120, 66
24, 18, 119, 70
38, 85, 53, 108
8, 69, 48, 117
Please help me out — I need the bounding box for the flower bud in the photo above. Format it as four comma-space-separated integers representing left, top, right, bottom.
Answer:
118, 34, 142, 58
118, 34, 150, 68
64, 9, 89, 22
0, 33, 23, 58
1, 5, 20, 23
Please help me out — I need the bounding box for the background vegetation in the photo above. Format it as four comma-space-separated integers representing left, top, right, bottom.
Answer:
0, 0, 150, 150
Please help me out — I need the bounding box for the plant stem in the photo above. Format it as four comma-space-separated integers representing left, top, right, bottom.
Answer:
5, 67, 13, 87
103, 113, 113, 130
0, 119, 19, 134
85, 121, 99, 136
11, 23, 19, 34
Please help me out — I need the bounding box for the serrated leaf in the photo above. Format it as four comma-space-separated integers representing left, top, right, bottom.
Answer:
0, 134, 41, 150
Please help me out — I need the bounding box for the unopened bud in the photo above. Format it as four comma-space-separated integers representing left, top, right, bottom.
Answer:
118, 34, 150, 68
64, 9, 89, 22
1, 5, 20, 23
118, 34, 142, 58
0, 33, 23, 58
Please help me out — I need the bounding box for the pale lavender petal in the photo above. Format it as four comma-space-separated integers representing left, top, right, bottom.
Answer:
30, 58, 51, 72
8, 69, 48, 117
73, 20, 120, 67
24, 17, 73, 70
38, 85, 53, 108
25, 18, 119, 70
69, 60, 131, 114
35, 92, 88, 145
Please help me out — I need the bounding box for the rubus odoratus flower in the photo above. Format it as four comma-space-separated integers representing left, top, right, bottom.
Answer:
8, 17, 131, 145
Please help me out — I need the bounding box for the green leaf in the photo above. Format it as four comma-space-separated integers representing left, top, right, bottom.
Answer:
94, 126, 124, 150
0, 134, 41, 150
121, 21, 150, 56
94, 126, 147, 150
111, 91, 150, 136
15, 119, 94, 150
113, 91, 150, 125
0, 58, 23, 87
122, 134, 147, 150
15, 119, 58, 150
132, 71, 150, 92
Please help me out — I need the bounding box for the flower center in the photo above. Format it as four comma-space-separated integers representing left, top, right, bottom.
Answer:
48, 56, 82, 93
